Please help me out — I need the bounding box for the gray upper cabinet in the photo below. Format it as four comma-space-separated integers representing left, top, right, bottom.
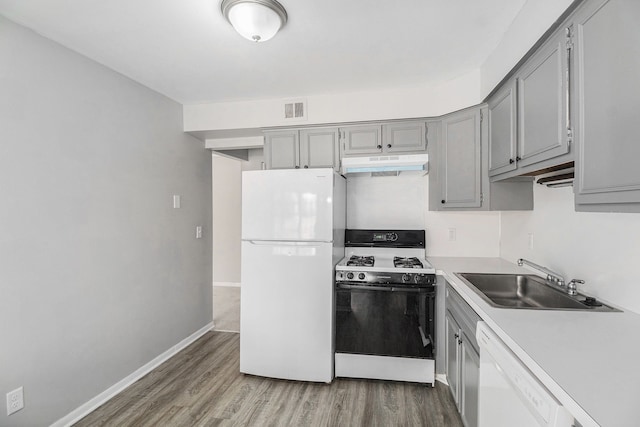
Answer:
439, 108, 482, 208
341, 125, 382, 156
517, 30, 570, 168
341, 121, 426, 156
264, 130, 299, 170
383, 121, 427, 153
300, 128, 340, 170
489, 20, 574, 181
264, 128, 340, 171
429, 106, 533, 212
488, 80, 518, 177
573, 0, 640, 212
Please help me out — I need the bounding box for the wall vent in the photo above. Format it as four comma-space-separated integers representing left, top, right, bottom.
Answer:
283, 99, 307, 121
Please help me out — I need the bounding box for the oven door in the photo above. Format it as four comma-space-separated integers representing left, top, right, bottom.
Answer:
334, 283, 436, 383
335, 283, 435, 359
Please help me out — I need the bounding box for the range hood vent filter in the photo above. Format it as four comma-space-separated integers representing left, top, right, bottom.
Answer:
341, 153, 428, 175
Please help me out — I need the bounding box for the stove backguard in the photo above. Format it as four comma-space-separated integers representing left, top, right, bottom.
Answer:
345, 229, 425, 249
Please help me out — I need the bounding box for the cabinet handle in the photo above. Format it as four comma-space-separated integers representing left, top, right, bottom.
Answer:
303, 165, 308, 169
454, 333, 459, 339
295, 166, 300, 169
509, 158, 515, 164
458, 338, 463, 345
387, 144, 392, 149
516, 156, 521, 161
441, 200, 446, 204
377, 145, 382, 149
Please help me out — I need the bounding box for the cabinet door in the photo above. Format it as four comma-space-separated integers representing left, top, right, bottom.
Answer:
460, 333, 480, 427
488, 80, 518, 176
573, 0, 640, 210
445, 310, 461, 407
341, 125, 382, 156
517, 31, 570, 168
299, 128, 340, 170
383, 121, 427, 153
440, 108, 482, 209
264, 131, 299, 169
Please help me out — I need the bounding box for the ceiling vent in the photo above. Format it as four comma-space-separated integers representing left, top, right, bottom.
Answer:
283, 99, 307, 121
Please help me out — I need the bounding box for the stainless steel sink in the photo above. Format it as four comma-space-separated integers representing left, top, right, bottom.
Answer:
455, 273, 619, 311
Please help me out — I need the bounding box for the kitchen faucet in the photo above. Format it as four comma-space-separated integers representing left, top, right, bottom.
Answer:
517, 258, 565, 286
518, 258, 565, 288
517, 258, 585, 296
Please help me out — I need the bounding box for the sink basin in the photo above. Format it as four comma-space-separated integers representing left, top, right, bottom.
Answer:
455, 273, 619, 311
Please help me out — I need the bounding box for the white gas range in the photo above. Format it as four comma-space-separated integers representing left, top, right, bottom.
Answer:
336, 250, 436, 287
334, 230, 437, 385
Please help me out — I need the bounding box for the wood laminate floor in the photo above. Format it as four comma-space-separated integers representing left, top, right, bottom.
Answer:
75, 332, 463, 427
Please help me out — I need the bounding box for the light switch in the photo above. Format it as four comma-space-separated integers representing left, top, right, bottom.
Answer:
173, 195, 181, 209
448, 228, 457, 242
196, 226, 202, 239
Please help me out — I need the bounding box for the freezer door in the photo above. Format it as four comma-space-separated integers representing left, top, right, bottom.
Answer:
242, 169, 336, 242
240, 240, 333, 382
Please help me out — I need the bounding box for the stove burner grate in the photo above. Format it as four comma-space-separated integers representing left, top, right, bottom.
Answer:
393, 257, 424, 269
347, 255, 375, 267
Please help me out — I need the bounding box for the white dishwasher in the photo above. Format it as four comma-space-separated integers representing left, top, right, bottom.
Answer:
476, 322, 575, 427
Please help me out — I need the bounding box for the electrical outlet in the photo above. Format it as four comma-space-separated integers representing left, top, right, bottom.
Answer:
173, 195, 181, 209
528, 233, 534, 249
6, 387, 24, 416
448, 228, 457, 242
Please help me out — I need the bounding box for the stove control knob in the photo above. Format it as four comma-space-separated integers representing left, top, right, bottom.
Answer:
415, 275, 424, 284
347, 272, 354, 280
358, 273, 365, 280
402, 274, 411, 282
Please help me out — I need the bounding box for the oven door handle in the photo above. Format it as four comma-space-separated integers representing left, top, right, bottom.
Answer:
336, 283, 423, 292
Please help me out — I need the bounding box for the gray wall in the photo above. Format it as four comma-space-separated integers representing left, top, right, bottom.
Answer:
0, 16, 212, 426
212, 154, 242, 284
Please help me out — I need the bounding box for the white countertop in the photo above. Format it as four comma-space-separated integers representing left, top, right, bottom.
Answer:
429, 257, 640, 427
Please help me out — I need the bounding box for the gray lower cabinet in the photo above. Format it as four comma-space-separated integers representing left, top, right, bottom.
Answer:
341, 121, 426, 156
572, 0, 640, 212
429, 106, 533, 211
445, 310, 461, 406
264, 128, 340, 171
460, 333, 479, 427
445, 284, 480, 427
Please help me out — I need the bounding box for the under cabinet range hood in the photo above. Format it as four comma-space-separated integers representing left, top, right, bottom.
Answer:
341, 153, 429, 175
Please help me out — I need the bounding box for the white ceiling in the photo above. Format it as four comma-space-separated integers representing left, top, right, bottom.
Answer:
0, 0, 527, 105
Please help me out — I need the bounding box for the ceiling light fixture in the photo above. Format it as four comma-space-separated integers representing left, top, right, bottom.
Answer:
221, 0, 288, 43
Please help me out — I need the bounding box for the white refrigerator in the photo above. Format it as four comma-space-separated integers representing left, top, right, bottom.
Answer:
240, 168, 346, 383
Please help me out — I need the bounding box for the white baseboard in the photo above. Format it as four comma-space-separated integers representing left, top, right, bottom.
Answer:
435, 373, 449, 385
51, 322, 213, 427
214, 282, 241, 288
